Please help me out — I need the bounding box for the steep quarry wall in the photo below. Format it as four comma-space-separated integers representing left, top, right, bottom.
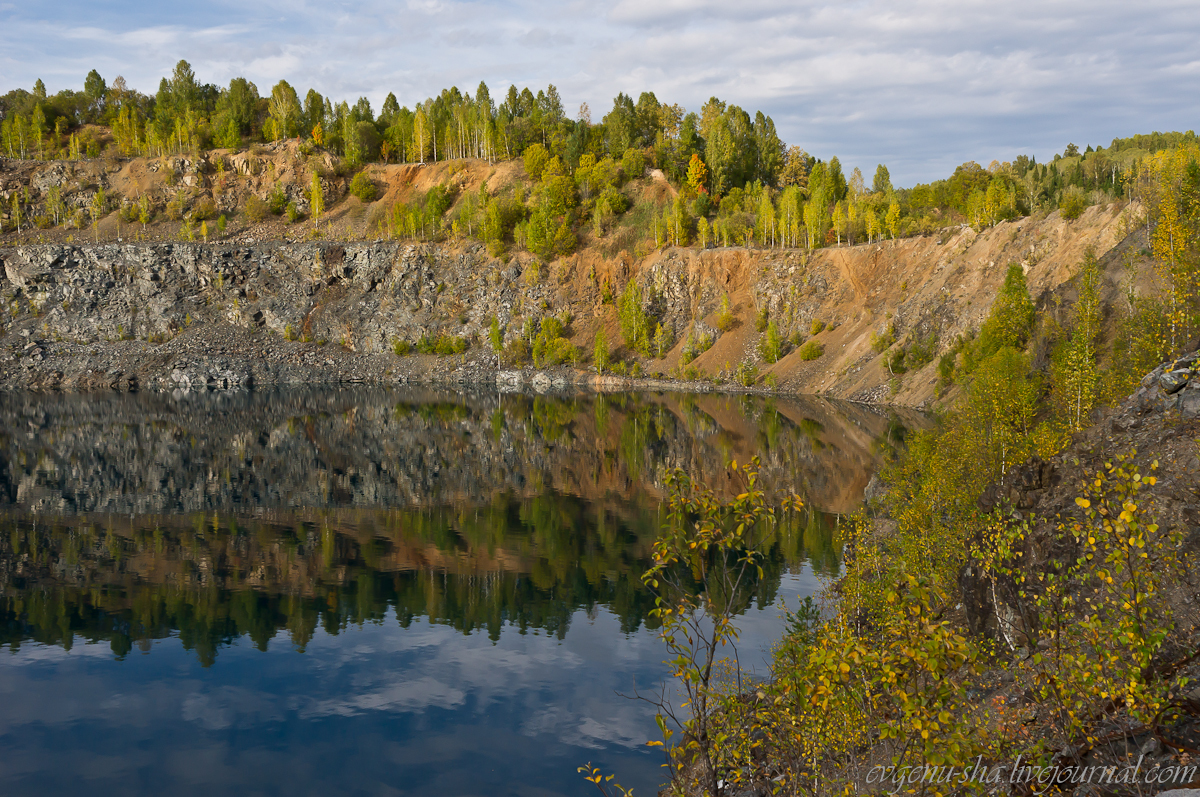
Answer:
0, 201, 1141, 404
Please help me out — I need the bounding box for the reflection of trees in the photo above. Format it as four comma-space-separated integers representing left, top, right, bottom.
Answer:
0, 491, 837, 664
0, 389, 920, 665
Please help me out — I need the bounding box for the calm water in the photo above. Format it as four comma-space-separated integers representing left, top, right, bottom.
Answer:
0, 388, 925, 796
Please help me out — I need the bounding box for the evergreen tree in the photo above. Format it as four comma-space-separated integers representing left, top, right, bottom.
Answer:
83, 69, 106, 121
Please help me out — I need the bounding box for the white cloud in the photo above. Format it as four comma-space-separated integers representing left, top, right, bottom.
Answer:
0, 0, 1196, 182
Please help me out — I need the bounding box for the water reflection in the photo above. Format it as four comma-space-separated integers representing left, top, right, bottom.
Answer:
0, 387, 925, 515
1, 495, 844, 664
0, 388, 926, 796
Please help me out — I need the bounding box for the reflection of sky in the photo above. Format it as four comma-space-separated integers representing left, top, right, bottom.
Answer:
0, 571, 822, 796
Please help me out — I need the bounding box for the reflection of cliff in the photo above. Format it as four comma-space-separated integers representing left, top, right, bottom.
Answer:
0, 387, 896, 661
0, 496, 844, 664
0, 387, 928, 516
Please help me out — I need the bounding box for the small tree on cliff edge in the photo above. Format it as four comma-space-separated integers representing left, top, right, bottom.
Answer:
310, 171, 324, 230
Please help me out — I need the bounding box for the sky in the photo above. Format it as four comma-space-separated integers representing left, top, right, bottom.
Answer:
0, 0, 1197, 185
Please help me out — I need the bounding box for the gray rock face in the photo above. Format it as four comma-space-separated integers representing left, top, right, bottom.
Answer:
0, 241, 770, 392
0, 242, 588, 390
1160, 369, 1191, 394
1133, 350, 1200, 418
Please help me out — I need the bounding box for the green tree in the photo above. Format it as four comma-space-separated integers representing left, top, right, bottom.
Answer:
524, 143, 550, 181
618, 279, 650, 353
977, 263, 1035, 357
642, 461, 798, 797
89, 187, 105, 242
1060, 185, 1087, 220
1051, 249, 1103, 429
962, 347, 1039, 476
215, 77, 259, 140
310, 171, 324, 226
489, 316, 504, 354
653, 323, 673, 358
872, 164, 893, 194
268, 81, 301, 139
779, 145, 809, 190
756, 189, 776, 247
886, 202, 901, 240
83, 69, 107, 121
760, 321, 783, 363
594, 331, 609, 373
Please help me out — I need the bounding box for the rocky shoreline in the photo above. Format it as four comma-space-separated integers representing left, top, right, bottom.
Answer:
1, 316, 801, 396
0, 241, 817, 396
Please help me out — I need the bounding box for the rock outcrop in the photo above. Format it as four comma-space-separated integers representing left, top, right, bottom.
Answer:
0, 197, 1139, 402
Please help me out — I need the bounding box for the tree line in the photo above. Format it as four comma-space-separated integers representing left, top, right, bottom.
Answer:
2, 64, 1196, 253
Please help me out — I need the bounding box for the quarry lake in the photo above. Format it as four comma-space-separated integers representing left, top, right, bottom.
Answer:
0, 387, 925, 796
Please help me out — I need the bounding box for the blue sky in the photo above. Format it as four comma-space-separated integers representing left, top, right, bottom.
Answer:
1, 0, 1196, 184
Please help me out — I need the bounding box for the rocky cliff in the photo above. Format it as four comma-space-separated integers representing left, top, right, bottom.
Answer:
0, 198, 1140, 404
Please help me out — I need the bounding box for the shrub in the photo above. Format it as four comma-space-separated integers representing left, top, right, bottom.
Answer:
810, 318, 826, 335
193, 197, 217, 220
244, 195, 269, 223
798, 340, 824, 361
416, 333, 469, 356
620, 148, 645, 181
936, 351, 956, 392
349, 171, 377, 202
268, 184, 287, 215
505, 338, 529, 366
884, 347, 908, 374
533, 335, 578, 367
755, 307, 769, 333
540, 315, 565, 339
871, 327, 895, 353
392, 338, 412, 356
1060, 185, 1087, 220
735, 362, 757, 387
716, 294, 735, 332
530, 315, 578, 367
906, 330, 940, 371
285, 202, 301, 224
165, 195, 184, 221
680, 329, 715, 365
